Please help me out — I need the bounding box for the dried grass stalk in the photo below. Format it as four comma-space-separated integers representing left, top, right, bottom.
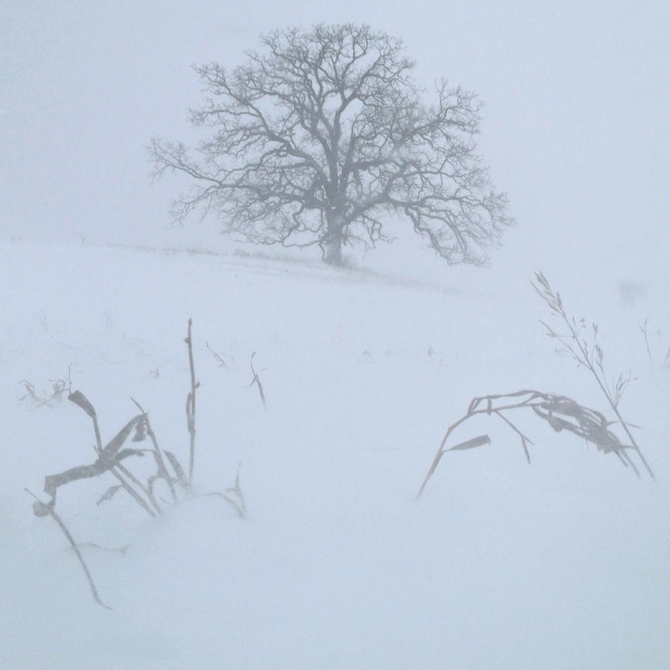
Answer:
417, 389, 647, 497
532, 271, 654, 479
246, 352, 267, 408
26, 489, 111, 610
30, 320, 244, 607
185, 318, 199, 487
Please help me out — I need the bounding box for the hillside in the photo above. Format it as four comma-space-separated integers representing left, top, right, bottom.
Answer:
2, 240, 669, 669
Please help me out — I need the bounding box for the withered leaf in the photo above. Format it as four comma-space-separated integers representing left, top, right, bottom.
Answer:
68, 390, 97, 419
102, 415, 144, 459
447, 435, 491, 451
96, 485, 123, 506
164, 450, 188, 487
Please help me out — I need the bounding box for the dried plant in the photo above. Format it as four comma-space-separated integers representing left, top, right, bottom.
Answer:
202, 469, 247, 519
205, 340, 234, 368
246, 352, 267, 409
30, 321, 246, 608
418, 272, 655, 496
26, 489, 111, 609
532, 271, 653, 479
639, 317, 655, 368
638, 317, 670, 369
20, 372, 71, 408
417, 389, 648, 497
185, 318, 199, 486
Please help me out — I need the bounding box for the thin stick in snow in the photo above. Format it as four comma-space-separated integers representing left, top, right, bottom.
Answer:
246, 352, 267, 409
26, 489, 111, 610
185, 319, 199, 488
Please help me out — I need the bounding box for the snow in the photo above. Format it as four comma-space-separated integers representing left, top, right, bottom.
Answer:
2, 240, 669, 669
3, 2, 670, 666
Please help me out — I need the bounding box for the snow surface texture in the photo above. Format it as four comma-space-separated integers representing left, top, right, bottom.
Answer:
2, 240, 669, 669
3, 2, 670, 666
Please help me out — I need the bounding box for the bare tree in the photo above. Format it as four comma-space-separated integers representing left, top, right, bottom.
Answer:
149, 24, 513, 265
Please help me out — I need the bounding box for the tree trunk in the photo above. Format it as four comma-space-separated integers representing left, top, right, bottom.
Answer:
325, 235, 342, 264
324, 212, 344, 265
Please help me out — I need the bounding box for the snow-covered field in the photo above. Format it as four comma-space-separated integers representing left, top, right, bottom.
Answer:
2, 239, 668, 669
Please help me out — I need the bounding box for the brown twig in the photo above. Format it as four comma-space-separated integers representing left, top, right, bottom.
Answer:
185, 319, 199, 488
205, 341, 233, 368
26, 489, 111, 609
246, 352, 267, 409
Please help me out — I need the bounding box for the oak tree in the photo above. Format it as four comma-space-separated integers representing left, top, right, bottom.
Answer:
150, 24, 512, 265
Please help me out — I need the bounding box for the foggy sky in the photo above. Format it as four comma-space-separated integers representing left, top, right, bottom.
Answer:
2, 0, 668, 282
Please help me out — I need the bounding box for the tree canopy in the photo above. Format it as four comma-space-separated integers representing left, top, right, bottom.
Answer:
150, 24, 513, 265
